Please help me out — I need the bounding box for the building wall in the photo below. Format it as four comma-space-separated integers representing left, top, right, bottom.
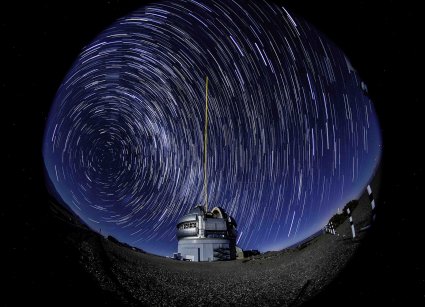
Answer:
178, 238, 232, 261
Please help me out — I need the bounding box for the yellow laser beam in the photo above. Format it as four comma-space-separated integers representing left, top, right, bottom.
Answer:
204, 76, 209, 212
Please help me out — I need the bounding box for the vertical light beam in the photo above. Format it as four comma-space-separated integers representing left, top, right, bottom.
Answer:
204, 76, 209, 212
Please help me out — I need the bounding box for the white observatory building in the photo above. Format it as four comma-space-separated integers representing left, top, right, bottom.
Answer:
176, 206, 237, 261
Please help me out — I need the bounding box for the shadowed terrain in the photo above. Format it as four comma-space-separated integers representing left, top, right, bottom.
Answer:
56, 173, 379, 306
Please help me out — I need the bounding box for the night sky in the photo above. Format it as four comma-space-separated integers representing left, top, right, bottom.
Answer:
42, 0, 381, 256
4, 0, 424, 304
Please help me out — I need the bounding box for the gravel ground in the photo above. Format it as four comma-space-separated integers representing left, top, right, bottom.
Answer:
63, 173, 381, 306
75, 229, 360, 306
72, 196, 375, 306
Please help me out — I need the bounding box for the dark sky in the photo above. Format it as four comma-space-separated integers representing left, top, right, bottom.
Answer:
3, 0, 423, 304
41, 0, 381, 256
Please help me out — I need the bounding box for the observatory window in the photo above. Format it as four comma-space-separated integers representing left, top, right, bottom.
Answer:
178, 222, 197, 229
207, 233, 226, 238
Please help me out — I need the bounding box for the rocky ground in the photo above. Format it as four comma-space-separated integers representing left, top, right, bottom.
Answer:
70, 189, 374, 306
76, 231, 358, 306
4, 172, 382, 306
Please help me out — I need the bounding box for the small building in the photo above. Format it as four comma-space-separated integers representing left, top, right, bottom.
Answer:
236, 246, 244, 259
176, 206, 237, 261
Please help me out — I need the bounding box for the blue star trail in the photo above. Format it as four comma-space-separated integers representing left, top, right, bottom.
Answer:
43, 0, 381, 256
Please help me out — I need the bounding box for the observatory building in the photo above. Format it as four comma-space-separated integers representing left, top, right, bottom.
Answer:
176, 206, 237, 261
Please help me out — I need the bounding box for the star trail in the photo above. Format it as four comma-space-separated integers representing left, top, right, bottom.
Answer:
43, 0, 381, 256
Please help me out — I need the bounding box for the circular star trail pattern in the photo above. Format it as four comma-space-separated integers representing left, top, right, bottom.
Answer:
43, 0, 381, 255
